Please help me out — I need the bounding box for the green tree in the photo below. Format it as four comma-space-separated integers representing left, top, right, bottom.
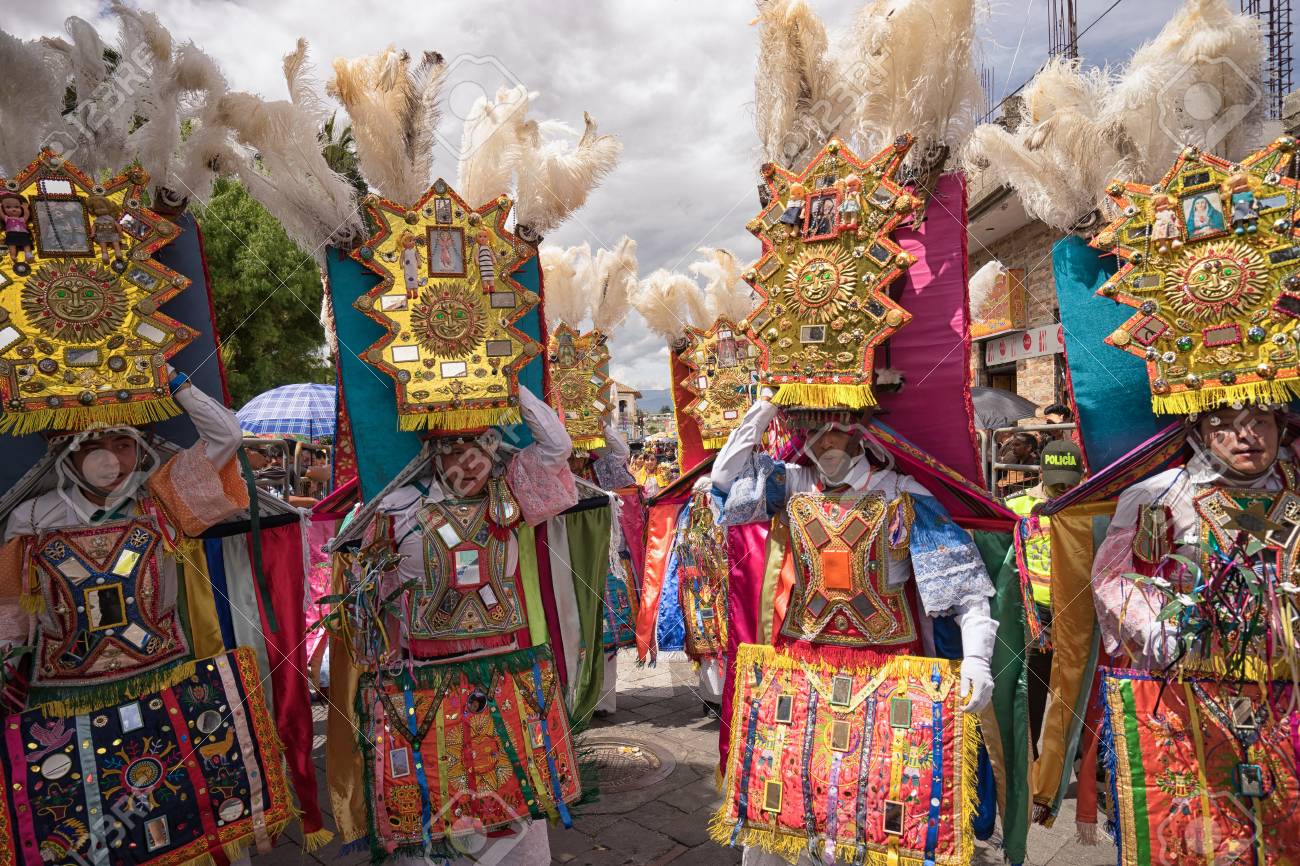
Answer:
194, 177, 331, 406
319, 113, 368, 198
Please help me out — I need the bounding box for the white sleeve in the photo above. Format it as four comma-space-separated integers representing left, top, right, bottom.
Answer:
711, 399, 778, 494
519, 385, 572, 466
596, 423, 629, 459
176, 383, 242, 467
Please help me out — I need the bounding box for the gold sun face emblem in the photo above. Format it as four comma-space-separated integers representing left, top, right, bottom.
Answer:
782, 247, 856, 324
1166, 240, 1267, 320
22, 261, 127, 342
411, 284, 486, 358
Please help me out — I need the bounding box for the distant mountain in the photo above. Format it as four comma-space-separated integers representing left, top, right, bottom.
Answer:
635, 389, 673, 414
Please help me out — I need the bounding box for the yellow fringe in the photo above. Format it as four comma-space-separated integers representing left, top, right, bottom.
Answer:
303, 827, 335, 852
771, 383, 878, 410
20, 591, 43, 614
701, 435, 730, 451
33, 656, 203, 716
397, 406, 521, 432
179, 815, 295, 866
1152, 379, 1300, 415
0, 395, 182, 436
571, 435, 607, 450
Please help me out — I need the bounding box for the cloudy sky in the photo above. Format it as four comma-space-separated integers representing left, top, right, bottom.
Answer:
10, 0, 1279, 390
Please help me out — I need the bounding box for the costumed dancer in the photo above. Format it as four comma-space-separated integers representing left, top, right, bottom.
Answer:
631, 248, 756, 710
1082, 137, 1300, 863
0, 153, 312, 866
317, 63, 622, 860
708, 134, 996, 865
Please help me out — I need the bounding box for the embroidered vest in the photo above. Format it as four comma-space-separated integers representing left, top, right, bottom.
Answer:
781, 490, 918, 649
409, 477, 527, 653
31, 516, 189, 688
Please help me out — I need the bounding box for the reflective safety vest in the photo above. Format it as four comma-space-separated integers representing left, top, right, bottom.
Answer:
1006, 492, 1051, 606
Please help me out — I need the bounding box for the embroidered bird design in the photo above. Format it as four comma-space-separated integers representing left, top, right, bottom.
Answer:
26, 719, 73, 762
198, 728, 235, 764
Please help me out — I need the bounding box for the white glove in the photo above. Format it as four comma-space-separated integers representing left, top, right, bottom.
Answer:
956, 600, 997, 714
959, 656, 994, 714
1142, 622, 1180, 668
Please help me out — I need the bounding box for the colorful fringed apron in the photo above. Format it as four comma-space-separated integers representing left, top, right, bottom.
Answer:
602, 566, 637, 650
0, 648, 293, 866
357, 644, 580, 860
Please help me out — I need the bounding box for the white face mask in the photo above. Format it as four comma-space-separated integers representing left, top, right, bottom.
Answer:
80, 449, 123, 488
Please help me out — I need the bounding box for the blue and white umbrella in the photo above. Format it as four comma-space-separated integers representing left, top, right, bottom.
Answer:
237, 383, 336, 439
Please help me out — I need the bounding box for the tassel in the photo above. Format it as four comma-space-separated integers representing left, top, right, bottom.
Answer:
0, 395, 182, 436
303, 827, 334, 851
1076, 821, 1098, 845
570, 435, 607, 450
1152, 380, 1300, 415
397, 406, 522, 432
30, 656, 195, 715
20, 591, 43, 614
701, 435, 730, 450
770, 382, 877, 410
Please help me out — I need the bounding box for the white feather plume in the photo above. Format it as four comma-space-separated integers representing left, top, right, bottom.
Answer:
1106, 0, 1264, 176
39, 17, 131, 176
689, 247, 756, 324
540, 243, 592, 328
327, 47, 446, 206
590, 236, 638, 334
968, 259, 1006, 320
0, 32, 65, 175
458, 85, 533, 206
511, 111, 622, 238
282, 37, 329, 119
753, 0, 850, 170
633, 269, 711, 342
841, 0, 984, 170
215, 89, 365, 253
963, 59, 1127, 231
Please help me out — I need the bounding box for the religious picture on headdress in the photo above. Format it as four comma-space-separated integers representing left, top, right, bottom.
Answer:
427, 226, 465, 277
434, 197, 453, 223
33, 196, 92, 255
1182, 192, 1226, 240
804, 189, 839, 241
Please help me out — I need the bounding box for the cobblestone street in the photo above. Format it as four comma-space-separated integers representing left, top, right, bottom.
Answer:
262, 649, 1117, 866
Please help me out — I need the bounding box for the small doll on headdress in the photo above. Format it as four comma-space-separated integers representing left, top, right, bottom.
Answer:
1225, 172, 1259, 235
1151, 194, 1183, 254
1, 193, 33, 275
85, 195, 124, 268
475, 229, 495, 293
837, 174, 862, 233
399, 231, 421, 299
778, 182, 807, 235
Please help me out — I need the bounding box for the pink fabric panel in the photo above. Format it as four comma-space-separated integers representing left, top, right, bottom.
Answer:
878, 173, 982, 485
719, 521, 767, 772
305, 516, 339, 659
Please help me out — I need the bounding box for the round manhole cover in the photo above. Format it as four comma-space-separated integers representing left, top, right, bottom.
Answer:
586, 737, 676, 793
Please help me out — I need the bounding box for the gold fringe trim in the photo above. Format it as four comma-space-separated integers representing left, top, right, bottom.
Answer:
771, 383, 878, 410
33, 657, 202, 716
571, 435, 607, 450
20, 592, 43, 615
180, 815, 295, 866
0, 395, 182, 436
303, 827, 334, 852
1152, 380, 1300, 415
397, 406, 521, 432
701, 435, 730, 451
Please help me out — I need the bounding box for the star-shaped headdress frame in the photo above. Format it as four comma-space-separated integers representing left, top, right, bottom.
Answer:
352, 178, 542, 433
1091, 137, 1300, 415
742, 136, 918, 410
0, 150, 193, 435
679, 316, 760, 450
548, 322, 612, 450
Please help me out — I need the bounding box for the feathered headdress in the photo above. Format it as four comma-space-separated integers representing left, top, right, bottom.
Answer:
690, 247, 756, 324
590, 236, 638, 335
539, 243, 593, 329
632, 269, 713, 343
